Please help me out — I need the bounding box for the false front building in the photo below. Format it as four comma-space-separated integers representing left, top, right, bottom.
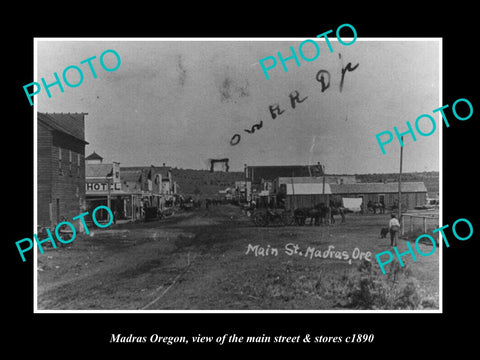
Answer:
85, 152, 143, 221
121, 165, 177, 213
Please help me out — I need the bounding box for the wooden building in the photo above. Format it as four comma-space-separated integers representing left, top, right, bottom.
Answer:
37, 112, 88, 230
85, 154, 136, 221
329, 182, 428, 210
275, 177, 331, 210
121, 166, 176, 196
271, 177, 427, 211
243, 163, 324, 202
121, 165, 177, 216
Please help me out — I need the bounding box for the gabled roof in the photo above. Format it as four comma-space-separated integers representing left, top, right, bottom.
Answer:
330, 182, 427, 194
86, 163, 112, 178
38, 112, 88, 144
86, 151, 103, 161
121, 170, 143, 183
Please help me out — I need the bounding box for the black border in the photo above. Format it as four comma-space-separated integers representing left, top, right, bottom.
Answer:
7, 7, 478, 354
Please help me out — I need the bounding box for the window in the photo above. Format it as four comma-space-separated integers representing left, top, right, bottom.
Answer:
58, 147, 63, 175
77, 153, 81, 177
378, 194, 385, 204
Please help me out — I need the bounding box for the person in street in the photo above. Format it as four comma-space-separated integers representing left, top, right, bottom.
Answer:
379, 200, 386, 214
389, 213, 401, 246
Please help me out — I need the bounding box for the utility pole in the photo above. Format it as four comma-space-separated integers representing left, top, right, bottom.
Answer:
244, 163, 248, 203
106, 174, 112, 210
322, 164, 326, 198
398, 136, 403, 225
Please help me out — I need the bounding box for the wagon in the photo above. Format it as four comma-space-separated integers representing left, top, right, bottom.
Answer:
253, 208, 295, 227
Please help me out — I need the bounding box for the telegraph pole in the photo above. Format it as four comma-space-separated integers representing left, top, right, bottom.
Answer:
398, 136, 403, 224
106, 174, 112, 210
322, 164, 326, 197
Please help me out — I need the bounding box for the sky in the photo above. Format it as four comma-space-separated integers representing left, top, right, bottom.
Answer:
36, 38, 440, 174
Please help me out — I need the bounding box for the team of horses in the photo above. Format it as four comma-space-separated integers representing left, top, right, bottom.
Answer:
293, 202, 346, 226
291, 200, 390, 225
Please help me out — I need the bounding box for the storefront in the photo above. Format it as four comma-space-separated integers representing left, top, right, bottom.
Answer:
85, 177, 143, 221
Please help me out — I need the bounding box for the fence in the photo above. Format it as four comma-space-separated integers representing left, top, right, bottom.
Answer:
401, 213, 439, 240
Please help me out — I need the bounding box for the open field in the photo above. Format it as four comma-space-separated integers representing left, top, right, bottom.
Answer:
37, 205, 439, 310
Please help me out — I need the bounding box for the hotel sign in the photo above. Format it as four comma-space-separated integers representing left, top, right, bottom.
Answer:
86, 182, 122, 193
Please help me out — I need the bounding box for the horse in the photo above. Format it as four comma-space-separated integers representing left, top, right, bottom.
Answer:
294, 203, 330, 226
377, 202, 385, 214
293, 208, 309, 225
329, 206, 346, 224
367, 201, 385, 214
328, 200, 346, 224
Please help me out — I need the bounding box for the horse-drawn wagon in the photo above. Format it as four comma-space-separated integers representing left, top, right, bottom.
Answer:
252, 208, 295, 227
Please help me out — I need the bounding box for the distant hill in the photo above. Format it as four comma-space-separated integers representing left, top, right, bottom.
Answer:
171, 168, 244, 197
171, 168, 439, 199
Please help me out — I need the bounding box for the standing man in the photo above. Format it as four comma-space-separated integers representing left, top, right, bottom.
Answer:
389, 214, 401, 246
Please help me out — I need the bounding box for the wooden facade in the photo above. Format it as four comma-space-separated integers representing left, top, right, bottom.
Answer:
285, 194, 330, 210
37, 113, 88, 229
244, 164, 324, 202
273, 178, 427, 211
330, 192, 426, 210
275, 177, 332, 210
330, 182, 427, 210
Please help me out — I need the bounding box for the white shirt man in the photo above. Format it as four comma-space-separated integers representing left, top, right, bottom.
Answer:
389, 215, 400, 246
389, 216, 400, 229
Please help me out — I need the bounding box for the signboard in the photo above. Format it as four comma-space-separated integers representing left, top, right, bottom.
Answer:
86, 182, 122, 193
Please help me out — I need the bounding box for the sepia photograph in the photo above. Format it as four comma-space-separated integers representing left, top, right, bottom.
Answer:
33, 38, 441, 311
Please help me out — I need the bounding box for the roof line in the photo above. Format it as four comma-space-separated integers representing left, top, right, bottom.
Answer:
38, 113, 88, 144
38, 119, 89, 145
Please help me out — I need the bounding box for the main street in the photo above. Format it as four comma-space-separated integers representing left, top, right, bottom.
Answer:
37, 204, 439, 310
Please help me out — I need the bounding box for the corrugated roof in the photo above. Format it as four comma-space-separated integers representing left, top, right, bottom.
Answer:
330, 182, 427, 194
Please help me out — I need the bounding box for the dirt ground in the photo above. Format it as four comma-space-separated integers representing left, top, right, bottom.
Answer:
36, 204, 440, 310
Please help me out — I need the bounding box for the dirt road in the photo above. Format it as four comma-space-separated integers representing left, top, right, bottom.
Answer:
37, 204, 439, 310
